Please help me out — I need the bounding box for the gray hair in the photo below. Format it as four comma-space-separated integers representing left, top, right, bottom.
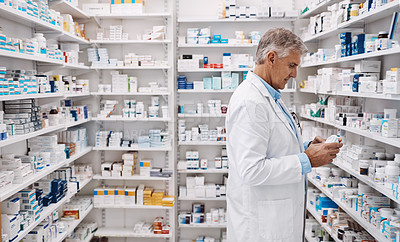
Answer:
256, 28, 308, 64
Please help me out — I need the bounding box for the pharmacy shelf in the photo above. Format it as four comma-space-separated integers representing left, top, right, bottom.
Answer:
54, 204, 94, 242
65, 118, 91, 129
303, 1, 400, 43
57, 31, 89, 44
300, 89, 400, 101
179, 224, 226, 228
92, 13, 171, 19
93, 174, 171, 181
178, 44, 256, 48
178, 197, 226, 201
301, 47, 400, 68
0, 49, 63, 64
93, 145, 171, 152
333, 159, 400, 205
300, 114, 400, 148
178, 89, 235, 94
63, 63, 91, 69
92, 117, 171, 122
91, 66, 171, 70
91, 92, 170, 96
49, 0, 90, 19
340, 1, 400, 29
66, 147, 93, 165
178, 68, 252, 73
178, 141, 227, 146
0, 124, 65, 148
308, 177, 388, 241
177, 18, 296, 23
0, 147, 92, 201
178, 114, 226, 118
178, 169, 229, 174
0, 160, 67, 201
63, 92, 91, 98
94, 204, 172, 210
91, 40, 171, 44
303, 28, 362, 43
306, 205, 341, 242
95, 228, 172, 238
0, 93, 64, 101
11, 175, 92, 242
300, 0, 341, 19
0, 5, 62, 32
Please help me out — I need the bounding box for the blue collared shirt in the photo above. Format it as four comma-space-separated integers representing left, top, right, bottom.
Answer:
253, 72, 312, 175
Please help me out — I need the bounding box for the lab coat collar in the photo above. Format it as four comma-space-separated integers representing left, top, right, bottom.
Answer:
247, 71, 299, 143
251, 72, 282, 101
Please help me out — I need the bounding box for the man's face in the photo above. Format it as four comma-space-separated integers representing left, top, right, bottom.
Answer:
269, 51, 301, 90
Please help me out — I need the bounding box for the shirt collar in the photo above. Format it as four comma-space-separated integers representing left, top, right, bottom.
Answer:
251, 72, 282, 100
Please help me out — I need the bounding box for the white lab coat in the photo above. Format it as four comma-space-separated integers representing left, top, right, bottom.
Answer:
226, 72, 307, 242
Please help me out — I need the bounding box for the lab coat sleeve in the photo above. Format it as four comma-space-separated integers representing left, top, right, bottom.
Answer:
304, 141, 312, 151
226, 98, 303, 186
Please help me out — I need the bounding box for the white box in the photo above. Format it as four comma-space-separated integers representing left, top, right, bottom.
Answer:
82, 4, 110, 15
125, 187, 136, 205
383, 80, 400, 94
1, 198, 20, 214
354, 61, 381, 73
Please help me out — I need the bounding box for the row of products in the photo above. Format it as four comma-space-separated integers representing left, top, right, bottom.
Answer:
178, 100, 227, 116
66, 222, 97, 242
302, 0, 392, 39
100, 152, 172, 178
336, 144, 400, 193
177, 72, 240, 90
177, 148, 229, 170
301, 62, 384, 93
95, 130, 169, 148
177, 54, 253, 71
97, 99, 168, 119
1, 162, 93, 242
132, 217, 170, 235
83, 1, 144, 15
310, 166, 400, 240
57, 127, 89, 157
218, 0, 297, 19
0, 29, 82, 64
179, 175, 227, 199
88, 48, 169, 68
93, 185, 175, 207
307, 189, 375, 241
98, 76, 167, 94
96, 25, 166, 41
0, 68, 89, 96
303, 31, 397, 65
1, 0, 86, 39
178, 121, 226, 143
301, 95, 400, 138
182, 29, 261, 45
179, 204, 226, 225
181, 234, 227, 242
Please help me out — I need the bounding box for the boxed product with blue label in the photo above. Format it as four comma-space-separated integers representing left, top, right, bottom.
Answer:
1, 198, 20, 214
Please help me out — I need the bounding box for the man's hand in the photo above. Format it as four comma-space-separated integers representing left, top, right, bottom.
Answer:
311, 136, 325, 145
305, 142, 343, 167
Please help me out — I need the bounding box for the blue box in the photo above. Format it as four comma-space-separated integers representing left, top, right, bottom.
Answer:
220, 39, 229, 44
213, 35, 222, 40
211, 39, 220, 44
203, 77, 212, 89
212, 77, 222, 89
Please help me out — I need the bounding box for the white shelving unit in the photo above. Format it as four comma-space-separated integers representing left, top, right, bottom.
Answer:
299, 89, 400, 101
299, 0, 341, 19
94, 227, 172, 238
93, 174, 171, 181
94, 204, 173, 210
91, 92, 170, 96
49, 0, 90, 19
93, 145, 172, 151
92, 13, 171, 19
177, 18, 296, 22
178, 197, 226, 201
91, 66, 171, 70
308, 177, 387, 241
92, 117, 171, 122
306, 205, 341, 242
178, 169, 229, 174
178, 141, 227, 146
179, 224, 227, 228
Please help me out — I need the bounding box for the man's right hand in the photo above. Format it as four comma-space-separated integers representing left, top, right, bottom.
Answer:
305, 142, 343, 167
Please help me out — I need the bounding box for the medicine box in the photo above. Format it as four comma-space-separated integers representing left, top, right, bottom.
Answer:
354, 61, 381, 73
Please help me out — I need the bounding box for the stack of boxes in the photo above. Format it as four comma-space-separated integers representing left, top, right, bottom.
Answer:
0, 155, 33, 185
384, 68, 400, 95
110, 0, 144, 15
98, 100, 118, 118
111, 71, 128, 92
153, 217, 170, 235
109, 25, 126, 41
177, 73, 240, 90
28, 135, 67, 166
178, 124, 226, 143
179, 205, 226, 225
139, 158, 151, 176
93, 186, 174, 207
143, 26, 166, 41
186, 28, 211, 45
57, 127, 88, 157
180, 176, 227, 199
138, 129, 168, 148
100, 153, 137, 177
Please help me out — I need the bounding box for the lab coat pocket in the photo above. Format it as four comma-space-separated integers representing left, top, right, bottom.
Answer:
258, 198, 294, 240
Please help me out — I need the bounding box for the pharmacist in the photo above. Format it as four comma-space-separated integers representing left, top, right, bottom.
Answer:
226, 28, 343, 242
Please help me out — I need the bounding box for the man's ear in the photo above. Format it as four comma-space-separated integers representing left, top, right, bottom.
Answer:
266, 51, 277, 65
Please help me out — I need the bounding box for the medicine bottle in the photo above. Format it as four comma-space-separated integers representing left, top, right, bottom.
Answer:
350, 4, 359, 18
384, 162, 400, 189
375, 167, 385, 184
34, 33, 46, 55
359, 161, 369, 176
48, 106, 59, 126
376, 31, 390, 51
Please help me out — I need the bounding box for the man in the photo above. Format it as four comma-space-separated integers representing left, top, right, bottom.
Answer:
225, 28, 343, 242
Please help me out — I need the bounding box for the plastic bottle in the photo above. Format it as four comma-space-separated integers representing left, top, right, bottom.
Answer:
48, 106, 59, 126
385, 162, 400, 189
375, 167, 385, 184
350, 4, 359, 18
34, 33, 46, 55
